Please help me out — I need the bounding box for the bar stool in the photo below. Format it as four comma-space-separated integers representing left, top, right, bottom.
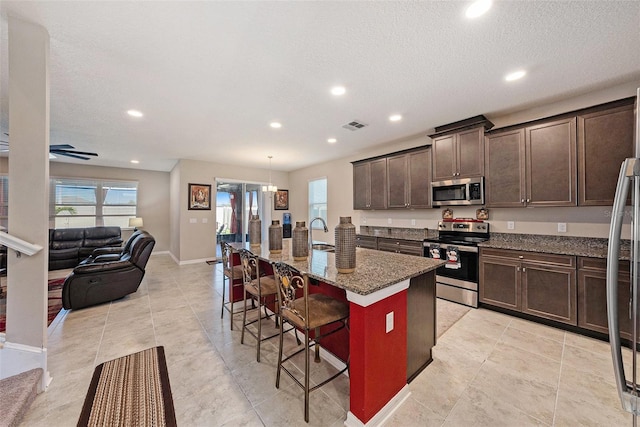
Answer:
238, 249, 279, 362
220, 241, 253, 330
272, 262, 350, 423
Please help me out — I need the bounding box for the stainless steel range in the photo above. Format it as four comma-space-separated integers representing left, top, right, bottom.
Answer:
423, 219, 490, 308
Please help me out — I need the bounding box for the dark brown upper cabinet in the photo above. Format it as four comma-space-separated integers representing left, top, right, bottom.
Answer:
432, 127, 485, 181
577, 101, 635, 206
485, 117, 577, 207
353, 158, 388, 210
387, 148, 432, 209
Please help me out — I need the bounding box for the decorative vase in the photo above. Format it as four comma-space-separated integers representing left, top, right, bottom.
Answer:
249, 214, 261, 247
335, 216, 356, 273
292, 221, 308, 260
269, 220, 283, 253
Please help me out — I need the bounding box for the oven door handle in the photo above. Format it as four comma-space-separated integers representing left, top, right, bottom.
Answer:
423, 242, 478, 254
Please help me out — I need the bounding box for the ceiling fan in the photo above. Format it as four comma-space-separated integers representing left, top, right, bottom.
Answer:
0, 134, 98, 160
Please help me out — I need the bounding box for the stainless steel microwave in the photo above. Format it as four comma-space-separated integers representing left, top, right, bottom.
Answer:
431, 177, 484, 206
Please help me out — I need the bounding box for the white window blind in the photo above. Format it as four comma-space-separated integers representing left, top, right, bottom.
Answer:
50, 178, 138, 228
308, 177, 327, 228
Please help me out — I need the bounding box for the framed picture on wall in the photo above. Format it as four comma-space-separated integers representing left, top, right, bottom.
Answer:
188, 183, 211, 210
274, 189, 289, 210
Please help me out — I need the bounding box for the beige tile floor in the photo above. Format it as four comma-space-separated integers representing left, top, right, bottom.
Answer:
18, 254, 634, 426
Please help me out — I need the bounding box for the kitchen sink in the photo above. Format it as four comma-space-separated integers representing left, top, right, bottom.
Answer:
311, 243, 335, 253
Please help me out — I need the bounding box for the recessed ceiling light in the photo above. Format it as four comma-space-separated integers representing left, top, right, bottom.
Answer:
127, 109, 143, 118
327, 138, 337, 144
130, 160, 140, 164
389, 114, 402, 122
331, 86, 346, 96
505, 70, 526, 82
270, 122, 282, 129
466, 0, 492, 18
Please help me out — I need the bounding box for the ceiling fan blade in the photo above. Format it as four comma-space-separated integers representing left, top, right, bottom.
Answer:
50, 144, 75, 150
53, 152, 90, 160
51, 149, 98, 157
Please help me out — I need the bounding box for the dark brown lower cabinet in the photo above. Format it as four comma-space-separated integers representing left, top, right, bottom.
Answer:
578, 257, 632, 339
377, 238, 423, 256
479, 248, 577, 326
355, 235, 377, 249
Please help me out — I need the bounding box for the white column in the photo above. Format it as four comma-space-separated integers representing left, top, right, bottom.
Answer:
1, 16, 51, 389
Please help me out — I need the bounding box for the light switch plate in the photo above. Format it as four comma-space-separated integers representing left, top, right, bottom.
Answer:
190, 218, 197, 224
202, 218, 208, 223
558, 222, 567, 232
386, 312, 394, 333
507, 221, 515, 230
411, 219, 416, 226
387, 218, 392, 225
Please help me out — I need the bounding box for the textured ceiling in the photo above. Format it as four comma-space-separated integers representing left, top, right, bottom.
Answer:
1, 1, 639, 172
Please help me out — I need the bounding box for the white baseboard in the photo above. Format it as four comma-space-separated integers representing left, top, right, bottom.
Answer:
344, 385, 411, 427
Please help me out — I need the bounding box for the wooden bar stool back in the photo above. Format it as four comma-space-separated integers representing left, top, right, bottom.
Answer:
220, 241, 253, 330
272, 262, 350, 423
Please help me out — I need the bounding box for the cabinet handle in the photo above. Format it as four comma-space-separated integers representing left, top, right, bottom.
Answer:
521, 199, 525, 203
522, 267, 526, 272
518, 255, 523, 259
526, 198, 530, 203
517, 266, 520, 272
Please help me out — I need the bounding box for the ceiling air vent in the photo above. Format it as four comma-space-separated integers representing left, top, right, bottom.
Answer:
342, 120, 368, 131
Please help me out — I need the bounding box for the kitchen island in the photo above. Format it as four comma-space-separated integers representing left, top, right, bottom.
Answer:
229, 240, 443, 426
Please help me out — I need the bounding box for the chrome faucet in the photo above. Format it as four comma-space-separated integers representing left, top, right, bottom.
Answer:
309, 217, 328, 249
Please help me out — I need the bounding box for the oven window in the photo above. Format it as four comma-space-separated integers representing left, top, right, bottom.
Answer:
435, 247, 478, 283
433, 185, 466, 202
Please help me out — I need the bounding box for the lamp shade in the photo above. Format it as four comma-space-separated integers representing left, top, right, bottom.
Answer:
128, 217, 144, 228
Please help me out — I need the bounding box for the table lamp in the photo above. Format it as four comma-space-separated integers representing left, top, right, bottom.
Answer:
128, 217, 144, 231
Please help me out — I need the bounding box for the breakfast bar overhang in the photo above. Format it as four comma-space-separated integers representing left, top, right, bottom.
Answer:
230, 241, 444, 425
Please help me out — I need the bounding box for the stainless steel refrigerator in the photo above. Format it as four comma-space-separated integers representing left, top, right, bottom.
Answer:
608, 88, 640, 424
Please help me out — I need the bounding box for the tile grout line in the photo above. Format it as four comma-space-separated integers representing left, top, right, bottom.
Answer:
551, 331, 568, 426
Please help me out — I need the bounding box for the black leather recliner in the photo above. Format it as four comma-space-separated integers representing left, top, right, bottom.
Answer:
62, 231, 156, 310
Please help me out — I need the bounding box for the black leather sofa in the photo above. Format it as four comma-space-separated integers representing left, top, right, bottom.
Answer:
62, 231, 155, 310
49, 226, 123, 270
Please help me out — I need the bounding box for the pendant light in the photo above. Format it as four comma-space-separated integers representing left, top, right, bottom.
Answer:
262, 155, 278, 193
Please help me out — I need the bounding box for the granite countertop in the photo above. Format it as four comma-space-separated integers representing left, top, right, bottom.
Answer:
229, 240, 444, 296
358, 226, 438, 241
478, 233, 631, 260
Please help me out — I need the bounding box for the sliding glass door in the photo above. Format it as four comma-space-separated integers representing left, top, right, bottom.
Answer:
215, 180, 264, 257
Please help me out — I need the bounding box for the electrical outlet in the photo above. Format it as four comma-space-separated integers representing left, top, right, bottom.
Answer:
387, 218, 392, 225
362, 217, 367, 224
558, 222, 567, 233
411, 219, 416, 226
386, 312, 394, 333
202, 218, 208, 223
507, 221, 515, 230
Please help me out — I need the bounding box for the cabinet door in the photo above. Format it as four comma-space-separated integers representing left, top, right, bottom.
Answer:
387, 154, 408, 208
479, 256, 521, 310
369, 158, 388, 209
578, 264, 632, 339
521, 262, 577, 325
432, 134, 456, 181
457, 127, 484, 178
525, 117, 577, 207
484, 129, 526, 207
353, 162, 371, 209
407, 149, 431, 208
578, 103, 634, 206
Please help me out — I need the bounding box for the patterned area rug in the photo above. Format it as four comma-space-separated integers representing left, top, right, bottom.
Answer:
0, 277, 65, 333
78, 346, 176, 427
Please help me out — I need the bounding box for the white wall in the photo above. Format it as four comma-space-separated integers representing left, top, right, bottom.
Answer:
170, 158, 289, 262
288, 81, 640, 240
